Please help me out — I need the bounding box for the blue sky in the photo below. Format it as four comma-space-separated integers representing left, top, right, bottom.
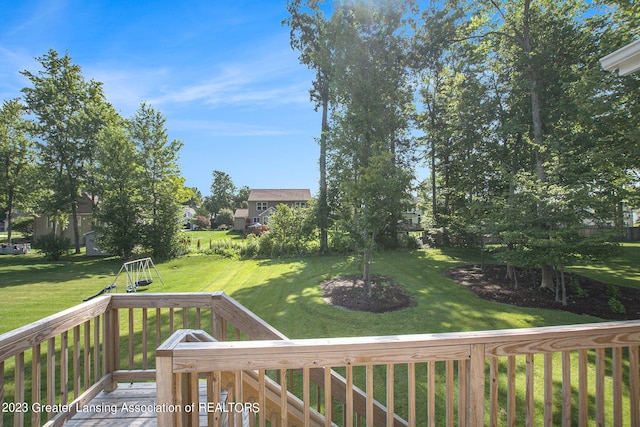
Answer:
0, 0, 322, 197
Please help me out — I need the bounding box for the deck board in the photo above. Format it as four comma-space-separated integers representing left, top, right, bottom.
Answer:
65, 382, 209, 426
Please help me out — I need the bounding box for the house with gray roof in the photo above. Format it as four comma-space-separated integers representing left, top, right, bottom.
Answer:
233, 189, 311, 231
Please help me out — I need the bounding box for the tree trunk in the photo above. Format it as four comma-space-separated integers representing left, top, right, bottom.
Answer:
559, 261, 567, 306
318, 73, 329, 255
6, 188, 14, 244
540, 264, 555, 290
71, 202, 81, 254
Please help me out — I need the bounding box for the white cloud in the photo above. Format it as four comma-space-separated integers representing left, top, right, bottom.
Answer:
170, 119, 296, 137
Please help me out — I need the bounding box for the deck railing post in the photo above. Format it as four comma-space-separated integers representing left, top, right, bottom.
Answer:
104, 306, 119, 392
468, 343, 485, 427
156, 353, 175, 427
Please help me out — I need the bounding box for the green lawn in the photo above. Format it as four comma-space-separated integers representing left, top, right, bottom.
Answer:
1, 242, 638, 426
4, 243, 637, 336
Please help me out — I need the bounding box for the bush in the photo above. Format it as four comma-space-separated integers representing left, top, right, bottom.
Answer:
194, 215, 211, 230
12, 216, 34, 240
37, 233, 71, 260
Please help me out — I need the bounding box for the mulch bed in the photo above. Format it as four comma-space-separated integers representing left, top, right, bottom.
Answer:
445, 264, 640, 321
320, 275, 415, 313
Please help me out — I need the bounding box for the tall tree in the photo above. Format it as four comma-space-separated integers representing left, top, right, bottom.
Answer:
209, 170, 236, 219
285, 0, 334, 254
129, 102, 184, 260
21, 49, 110, 253
0, 99, 36, 244
327, 0, 416, 285
91, 120, 143, 258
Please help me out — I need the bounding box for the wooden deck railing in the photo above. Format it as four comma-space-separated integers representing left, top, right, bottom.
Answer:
157, 319, 640, 427
1, 292, 640, 426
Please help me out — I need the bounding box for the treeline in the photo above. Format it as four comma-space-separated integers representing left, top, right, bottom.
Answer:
0, 50, 188, 259
285, 0, 639, 292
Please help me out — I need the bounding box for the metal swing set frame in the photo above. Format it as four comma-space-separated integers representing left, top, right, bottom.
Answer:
84, 257, 165, 301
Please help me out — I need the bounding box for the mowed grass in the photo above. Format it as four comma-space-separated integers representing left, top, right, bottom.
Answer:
4, 242, 634, 336
1, 242, 638, 425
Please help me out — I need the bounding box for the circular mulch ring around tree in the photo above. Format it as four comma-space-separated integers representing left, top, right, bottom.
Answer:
320, 275, 415, 313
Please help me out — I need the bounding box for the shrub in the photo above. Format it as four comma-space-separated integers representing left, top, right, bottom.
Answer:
194, 215, 211, 229
37, 233, 71, 260
11, 216, 34, 240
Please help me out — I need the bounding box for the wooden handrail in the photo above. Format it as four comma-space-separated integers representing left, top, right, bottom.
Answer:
0, 296, 111, 363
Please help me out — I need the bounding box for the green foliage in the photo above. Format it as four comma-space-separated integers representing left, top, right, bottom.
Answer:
194, 215, 211, 230
21, 49, 113, 254
215, 208, 234, 228
11, 216, 34, 240
92, 122, 143, 258
263, 203, 318, 256
36, 232, 71, 260
129, 102, 184, 260
0, 99, 37, 244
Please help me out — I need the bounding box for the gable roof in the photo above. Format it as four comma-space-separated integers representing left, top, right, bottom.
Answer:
601, 39, 640, 76
248, 189, 311, 202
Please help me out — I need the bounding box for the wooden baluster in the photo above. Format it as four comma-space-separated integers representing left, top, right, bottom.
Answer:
324, 367, 332, 427
446, 360, 454, 427
303, 367, 310, 427
386, 363, 394, 427
94, 315, 100, 381
427, 361, 435, 427
578, 349, 588, 427
183, 307, 189, 329
345, 365, 353, 427
489, 357, 498, 427
32, 344, 42, 427
142, 308, 148, 370
128, 308, 135, 370
612, 347, 622, 427
259, 370, 266, 427
280, 369, 288, 427
458, 359, 467, 427
407, 363, 416, 427
544, 353, 552, 427
507, 356, 516, 427
61, 331, 69, 405
561, 351, 571, 427
47, 337, 55, 420
156, 308, 162, 348
84, 320, 91, 390
630, 345, 640, 427
595, 348, 605, 427
73, 325, 80, 399
14, 353, 24, 427
525, 354, 534, 427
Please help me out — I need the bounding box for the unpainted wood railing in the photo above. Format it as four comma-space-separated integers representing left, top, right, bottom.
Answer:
157, 319, 640, 427
0, 292, 269, 426
0, 292, 387, 426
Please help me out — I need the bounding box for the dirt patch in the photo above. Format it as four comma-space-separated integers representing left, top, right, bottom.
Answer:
320, 275, 415, 313
445, 264, 640, 320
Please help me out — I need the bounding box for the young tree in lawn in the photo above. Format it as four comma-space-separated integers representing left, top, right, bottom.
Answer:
91, 120, 143, 258
0, 99, 37, 244
21, 49, 111, 254
129, 102, 185, 260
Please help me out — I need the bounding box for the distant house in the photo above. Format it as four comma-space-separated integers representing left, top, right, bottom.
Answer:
233, 189, 312, 231
33, 193, 95, 245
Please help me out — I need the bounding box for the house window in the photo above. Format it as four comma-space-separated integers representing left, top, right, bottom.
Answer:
294, 202, 308, 209
253, 217, 260, 224
257, 202, 268, 211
